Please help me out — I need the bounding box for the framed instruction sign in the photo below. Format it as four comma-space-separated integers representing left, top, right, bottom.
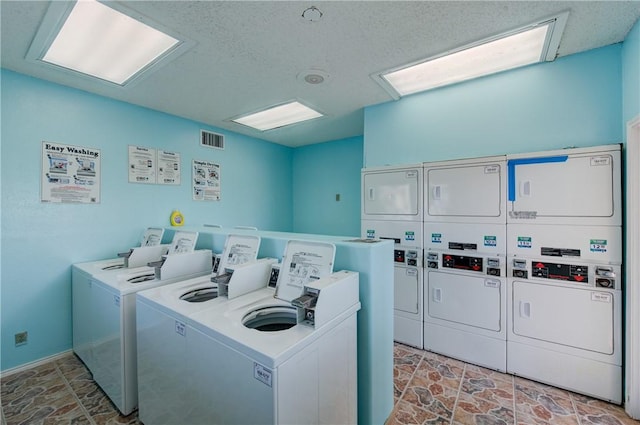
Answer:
41, 141, 101, 204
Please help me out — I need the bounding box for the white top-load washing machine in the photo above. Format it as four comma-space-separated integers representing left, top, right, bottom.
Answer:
362, 164, 424, 349
72, 227, 168, 371
89, 231, 212, 415
184, 240, 360, 425
505, 144, 623, 403
135, 233, 269, 425
423, 156, 508, 371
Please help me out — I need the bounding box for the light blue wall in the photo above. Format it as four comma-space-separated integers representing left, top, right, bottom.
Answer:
364, 44, 623, 166
292, 136, 363, 237
622, 18, 640, 129
0, 70, 293, 370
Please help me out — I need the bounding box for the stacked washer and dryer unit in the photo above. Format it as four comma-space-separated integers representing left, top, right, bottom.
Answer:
506, 144, 623, 403
423, 156, 508, 371
363, 144, 623, 403
361, 165, 424, 348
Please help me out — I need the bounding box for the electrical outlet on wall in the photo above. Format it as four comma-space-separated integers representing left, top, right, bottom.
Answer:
15, 331, 28, 346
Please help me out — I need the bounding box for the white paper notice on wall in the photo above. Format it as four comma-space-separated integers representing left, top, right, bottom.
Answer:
41, 141, 101, 204
128, 145, 156, 184
192, 159, 221, 201
157, 150, 181, 185
128, 146, 181, 185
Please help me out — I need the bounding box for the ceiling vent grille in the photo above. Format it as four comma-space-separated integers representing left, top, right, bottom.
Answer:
201, 130, 224, 150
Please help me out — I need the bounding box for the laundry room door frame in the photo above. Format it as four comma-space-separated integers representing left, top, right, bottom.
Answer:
626, 114, 640, 420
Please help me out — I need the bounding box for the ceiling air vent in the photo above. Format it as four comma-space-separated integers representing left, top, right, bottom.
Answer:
201, 130, 224, 150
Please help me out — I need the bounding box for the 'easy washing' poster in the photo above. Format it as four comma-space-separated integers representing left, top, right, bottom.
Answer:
41, 141, 101, 204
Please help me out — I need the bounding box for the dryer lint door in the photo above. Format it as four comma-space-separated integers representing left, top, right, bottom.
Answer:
424, 158, 505, 223
506, 146, 621, 226
361, 167, 422, 221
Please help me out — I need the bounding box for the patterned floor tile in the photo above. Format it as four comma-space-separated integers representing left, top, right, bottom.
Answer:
572, 393, 638, 425
453, 390, 515, 425
514, 378, 579, 424
460, 366, 514, 407
415, 352, 465, 391
389, 399, 450, 425
402, 372, 460, 421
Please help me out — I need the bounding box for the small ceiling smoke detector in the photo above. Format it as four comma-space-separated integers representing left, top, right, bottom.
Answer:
302, 6, 323, 22
297, 69, 329, 85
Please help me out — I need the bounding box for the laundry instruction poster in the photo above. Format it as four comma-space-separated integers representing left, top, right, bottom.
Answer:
128, 145, 156, 184
41, 141, 101, 204
157, 150, 181, 185
192, 159, 220, 201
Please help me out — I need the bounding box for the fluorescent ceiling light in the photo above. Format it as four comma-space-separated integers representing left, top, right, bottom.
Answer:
378, 13, 568, 97
232, 102, 323, 131
35, 0, 180, 85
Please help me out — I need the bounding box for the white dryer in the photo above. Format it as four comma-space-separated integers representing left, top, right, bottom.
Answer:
505, 144, 622, 226
505, 144, 623, 403
507, 253, 622, 403
361, 220, 423, 348
361, 163, 423, 222
89, 231, 211, 415
424, 156, 506, 224
188, 270, 360, 425
423, 223, 507, 371
422, 156, 507, 371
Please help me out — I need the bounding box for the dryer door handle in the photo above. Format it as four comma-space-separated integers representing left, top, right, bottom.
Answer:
433, 288, 442, 303
519, 301, 531, 318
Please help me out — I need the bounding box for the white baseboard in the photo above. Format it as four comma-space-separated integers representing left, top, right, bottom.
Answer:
0, 350, 74, 378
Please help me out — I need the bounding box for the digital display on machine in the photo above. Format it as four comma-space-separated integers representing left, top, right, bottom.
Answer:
531, 261, 588, 283
394, 250, 405, 263
442, 254, 483, 272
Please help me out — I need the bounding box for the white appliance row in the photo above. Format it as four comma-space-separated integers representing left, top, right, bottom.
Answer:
71, 231, 261, 415
136, 240, 360, 425
361, 144, 623, 403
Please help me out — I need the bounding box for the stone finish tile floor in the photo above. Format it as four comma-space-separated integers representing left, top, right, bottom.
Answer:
390, 343, 638, 425
1, 343, 638, 425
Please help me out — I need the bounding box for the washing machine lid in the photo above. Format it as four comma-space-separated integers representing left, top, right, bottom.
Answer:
167, 231, 198, 255
274, 240, 336, 302
140, 227, 164, 247
216, 234, 261, 274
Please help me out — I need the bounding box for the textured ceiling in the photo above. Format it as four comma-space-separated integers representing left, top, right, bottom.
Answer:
2, 1, 639, 147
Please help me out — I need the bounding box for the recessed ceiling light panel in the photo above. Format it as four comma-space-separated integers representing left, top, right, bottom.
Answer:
374, 12, 569, 99
26, 0, 193, 87
231, 101, 324, 131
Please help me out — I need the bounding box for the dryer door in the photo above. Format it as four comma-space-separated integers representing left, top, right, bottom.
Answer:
512, 281, 616, 354
427, 271, 502, 332
362, 168, 421, 218
426, 162, 503, 219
